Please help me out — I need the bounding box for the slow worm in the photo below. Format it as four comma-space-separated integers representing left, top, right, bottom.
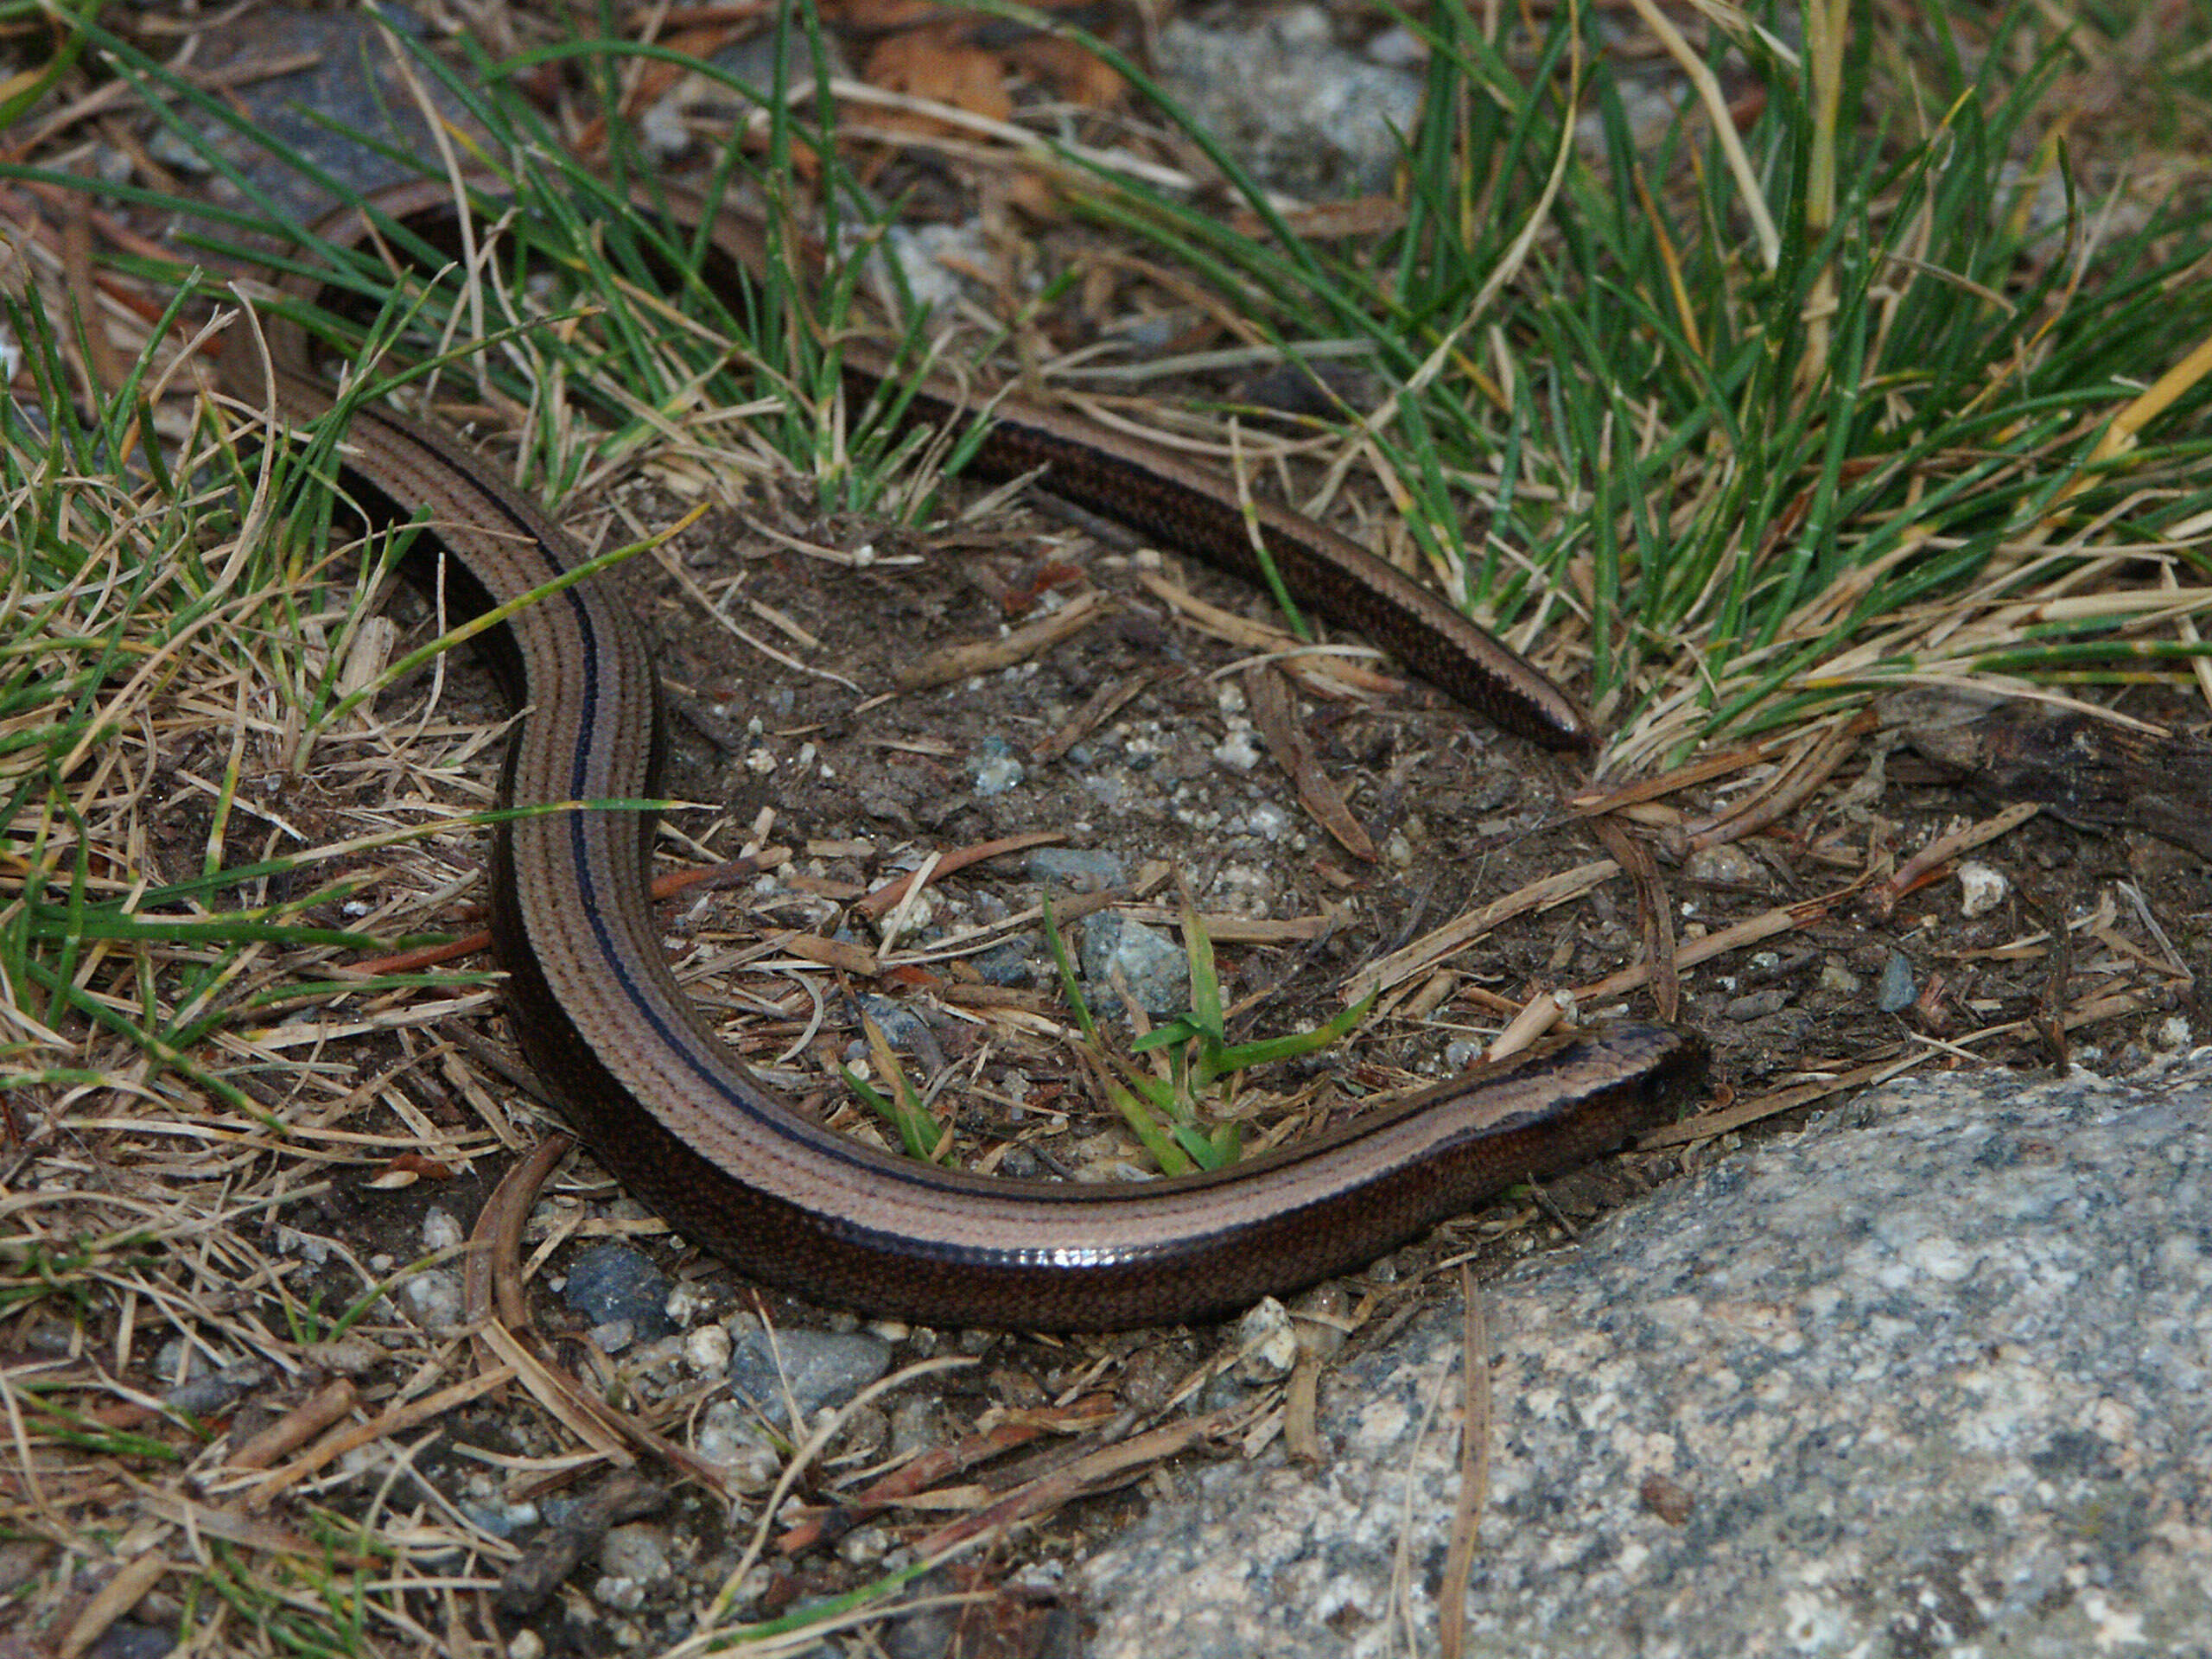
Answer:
220, 178, 1707, 1330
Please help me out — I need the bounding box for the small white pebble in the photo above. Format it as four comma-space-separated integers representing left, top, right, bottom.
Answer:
664, 1281, 714, 1325
639, 97, 688, 157
683, 1324, 732, 1373
1957, 860, 2007, 918
1233, 1297, 1300, 1382
1211, 723, 1263, 772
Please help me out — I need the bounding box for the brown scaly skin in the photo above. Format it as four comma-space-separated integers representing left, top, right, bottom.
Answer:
219, 178, 1706, 1330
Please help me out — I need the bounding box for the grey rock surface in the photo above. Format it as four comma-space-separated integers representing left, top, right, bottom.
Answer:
166, 5, 469, 228
724, 1327, 893, 1427
1080, 1058, 2212, 1658
561, 1242, 678, 1345
1155, 9, 1423, 197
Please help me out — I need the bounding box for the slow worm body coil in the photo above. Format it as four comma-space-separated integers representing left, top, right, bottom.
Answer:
221, 181, 1707, 1330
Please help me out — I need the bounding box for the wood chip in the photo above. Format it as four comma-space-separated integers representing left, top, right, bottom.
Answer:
1903, 697, 2212, 859
496, 1470, 669, 1616
1348, 860, 1622, 1005
1245, 663, 1375, 861
892, 588, 1105, 692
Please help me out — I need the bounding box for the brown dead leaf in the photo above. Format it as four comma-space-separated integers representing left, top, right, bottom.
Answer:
1230, 194, 1408, 241
1007, 33, 1126, 107
823, 0, 941, 27
1245, 663, 1376, 862
1002, 164, 1069, 223
862, 29, 1014, 135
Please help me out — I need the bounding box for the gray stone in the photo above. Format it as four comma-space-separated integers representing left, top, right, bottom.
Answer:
1154, 9, 1423, 197
1877, 950, 1917, 1012
724, 1327, 893, 1427
596, 1522, 673, 1589
1078, 912, 1190, 1018
162, 5, 471, 230
84, 1622, 174, 1659
1027, 848, 1126, 893
561, 1243, 677, 1346
1081, 1057, 2212, 1658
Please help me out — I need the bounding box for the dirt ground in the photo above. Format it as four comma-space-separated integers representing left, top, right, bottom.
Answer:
284, 436, 2206, 1641
11, 3, 2211, 1653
